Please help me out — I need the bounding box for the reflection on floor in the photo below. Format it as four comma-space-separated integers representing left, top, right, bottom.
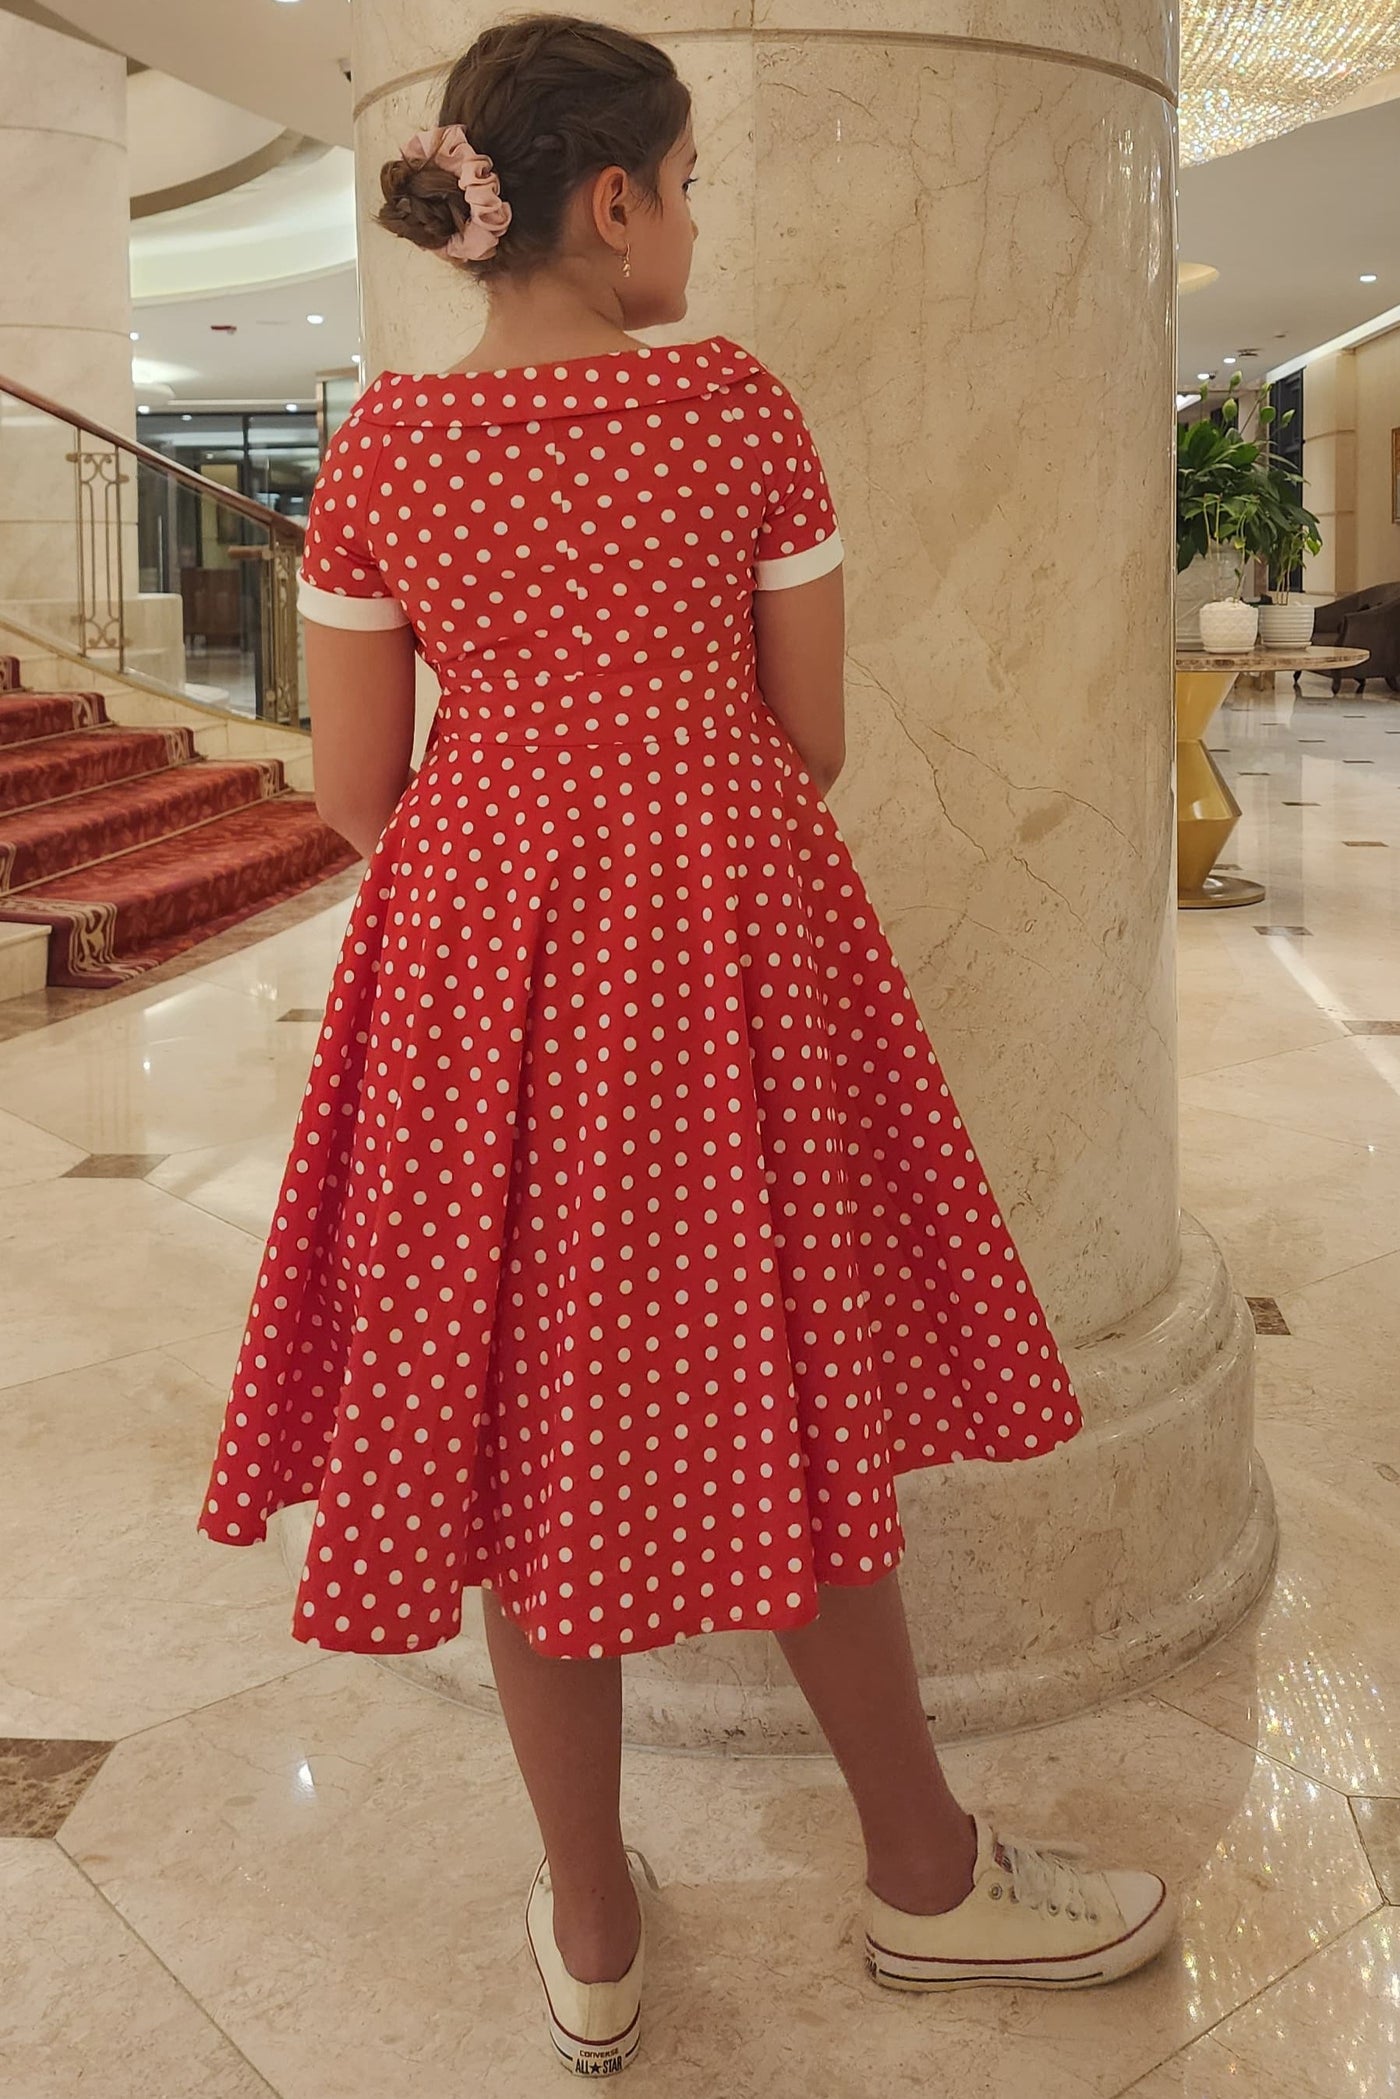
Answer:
0, 680, 1397, 2097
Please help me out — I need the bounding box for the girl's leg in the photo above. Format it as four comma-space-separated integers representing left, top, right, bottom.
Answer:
775, 1567, 978, 1914
481, 1587, 641, 1984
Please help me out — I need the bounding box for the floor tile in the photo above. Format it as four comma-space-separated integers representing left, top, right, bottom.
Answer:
0, 979, 322, 1155
1350, 1797, 1400, 1903
0, 1348, 317, 1738
0, 1347, 282, 1610
195, 898, 354, 1013
1114, 2036, 1251, 2095
0, 1178, 259, 1389
53, 1661, 1378, 2099
0, 1737, 115, 1837
1175, 975, 1349, 1078
1207, 1910, 1400, 2098
1153, 1450, 1400, 1794
62, 1151, 167, 1178
1179, 1109, 1400, 1292
146, 1131, 291, 1239
163, 1322, 246, 1388
1180, 1035, 1400, 1155
0, 1840, 276, 2098
0, 1597, 320, 1743
0, 1105, 86, 1193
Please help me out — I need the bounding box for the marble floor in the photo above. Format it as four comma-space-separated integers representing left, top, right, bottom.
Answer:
1, 678, 1398, 2098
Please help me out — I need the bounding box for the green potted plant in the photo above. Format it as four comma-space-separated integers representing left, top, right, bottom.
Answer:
1177, 373, 1272, 649
1255, 429, 1323, 647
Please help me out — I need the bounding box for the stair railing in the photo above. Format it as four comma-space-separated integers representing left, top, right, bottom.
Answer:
0, 373, 305, 726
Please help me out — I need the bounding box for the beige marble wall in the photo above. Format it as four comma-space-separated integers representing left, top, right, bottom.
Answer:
1302, 350, 1359, 599
342, 0, 1268, 1743
0, 13, 134, 637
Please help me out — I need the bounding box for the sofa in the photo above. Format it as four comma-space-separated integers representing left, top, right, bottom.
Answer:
1294, 581, 1400, 694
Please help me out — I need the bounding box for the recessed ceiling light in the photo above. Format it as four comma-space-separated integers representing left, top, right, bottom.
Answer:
1360, 272, 1378, 283
286, 402, 299, 412
307, 313, 325, 325
130, 331, 140, 341
1196, 371, 1212, 381
182, 413, 192, 422
1223, 355, 1237, 364
137, 405, 150, 415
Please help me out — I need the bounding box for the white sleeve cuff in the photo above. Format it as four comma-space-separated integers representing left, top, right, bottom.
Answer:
298, 576, 410, 630
754, 529, 845, 592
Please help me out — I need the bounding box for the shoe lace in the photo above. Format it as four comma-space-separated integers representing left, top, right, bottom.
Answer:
993, 1833, 1098, 1919
625, 1845, 660, 1892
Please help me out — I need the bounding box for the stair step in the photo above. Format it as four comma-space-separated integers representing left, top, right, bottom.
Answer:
0, 723, 198, 813
0, 689, 109, 749
0, 921, 48, 1002
2, 796, 357, 986
0, 759, 286, 891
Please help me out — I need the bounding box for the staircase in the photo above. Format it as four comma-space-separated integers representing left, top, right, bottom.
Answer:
0, 657, 357, 990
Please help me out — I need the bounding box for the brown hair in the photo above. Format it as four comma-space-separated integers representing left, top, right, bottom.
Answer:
377, 13, 691, 280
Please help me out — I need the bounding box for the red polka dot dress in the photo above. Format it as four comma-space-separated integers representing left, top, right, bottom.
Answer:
197, 335, 1083, 1660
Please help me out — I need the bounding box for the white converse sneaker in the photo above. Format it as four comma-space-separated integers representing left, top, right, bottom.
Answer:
864, 1814, 1175, 1991
525, 1846, 658, 2077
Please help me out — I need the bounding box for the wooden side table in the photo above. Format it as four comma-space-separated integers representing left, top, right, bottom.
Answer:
1174, 644, 1368, 908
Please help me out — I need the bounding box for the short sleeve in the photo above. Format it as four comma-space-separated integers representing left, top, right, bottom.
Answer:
297, 413, 409, 631
753, 380, 844, 591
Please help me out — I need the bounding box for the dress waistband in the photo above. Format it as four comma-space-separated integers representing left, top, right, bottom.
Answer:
431, 651, 760, 747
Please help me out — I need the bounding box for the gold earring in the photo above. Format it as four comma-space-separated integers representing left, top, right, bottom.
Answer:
621, 243, 632, 279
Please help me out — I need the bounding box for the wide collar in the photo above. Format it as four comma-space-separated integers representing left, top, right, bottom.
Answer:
359, 334, 766, 429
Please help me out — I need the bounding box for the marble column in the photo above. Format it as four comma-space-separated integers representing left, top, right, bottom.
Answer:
313, 0, 1273, 1747
0, 12, 134, 639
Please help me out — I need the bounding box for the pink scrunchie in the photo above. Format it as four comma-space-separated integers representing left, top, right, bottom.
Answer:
401, 124, 512, 261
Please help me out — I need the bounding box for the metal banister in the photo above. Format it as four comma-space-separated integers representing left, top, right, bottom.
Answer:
0, 371, 305, 544
0, 372, 307, 725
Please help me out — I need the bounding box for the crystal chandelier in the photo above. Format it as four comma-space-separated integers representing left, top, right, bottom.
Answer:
1180, 0, 1400, 164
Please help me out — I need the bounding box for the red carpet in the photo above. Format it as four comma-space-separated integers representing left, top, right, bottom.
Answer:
0, 660, 358, 987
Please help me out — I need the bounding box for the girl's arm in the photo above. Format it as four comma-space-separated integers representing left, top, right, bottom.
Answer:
753, 563, 846, 797
305, 621, 418, 860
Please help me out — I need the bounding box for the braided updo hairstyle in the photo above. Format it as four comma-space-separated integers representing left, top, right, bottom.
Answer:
377, 14, 691, 280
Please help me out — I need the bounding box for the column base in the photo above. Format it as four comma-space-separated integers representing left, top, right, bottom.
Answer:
278, 1214, 1271, 1752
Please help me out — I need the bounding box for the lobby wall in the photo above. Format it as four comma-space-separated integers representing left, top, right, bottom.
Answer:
1354, 326, 1400, 587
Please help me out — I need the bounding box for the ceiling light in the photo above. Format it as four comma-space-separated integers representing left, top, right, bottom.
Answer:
1360, 273, 1378, 283
1223, 355, 1237, 364
286, 402, 300, 412
137, 405, 150, 415
130, 331, 140, 341
1197, 371, 1212, 381
307, 313, 325, 325
1180, 3, 1400, 164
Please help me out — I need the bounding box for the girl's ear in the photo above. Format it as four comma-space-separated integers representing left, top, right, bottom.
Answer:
588, 164, 630, 244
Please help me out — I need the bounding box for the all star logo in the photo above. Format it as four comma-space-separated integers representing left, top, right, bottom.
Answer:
577, 2053, 624, 2075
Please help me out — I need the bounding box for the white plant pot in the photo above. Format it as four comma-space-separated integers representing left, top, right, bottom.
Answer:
1198, 599, 1259, 651
1258, 600, 1315, 649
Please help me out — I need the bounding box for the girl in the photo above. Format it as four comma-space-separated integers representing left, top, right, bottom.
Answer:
199, 13, 1174, 2077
